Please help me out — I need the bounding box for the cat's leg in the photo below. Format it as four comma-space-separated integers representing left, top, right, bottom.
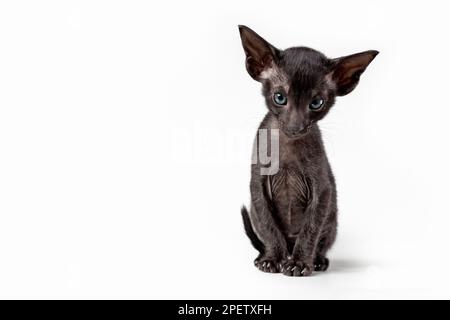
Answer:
281, 188, 332, 277
250, 171, 289, 273
314, 197, 337, 271
314, 230, 335, 271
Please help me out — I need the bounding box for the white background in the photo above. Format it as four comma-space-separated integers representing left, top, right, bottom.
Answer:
0, 0, 449, 299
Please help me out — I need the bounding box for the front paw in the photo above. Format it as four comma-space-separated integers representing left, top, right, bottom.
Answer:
254, 255, 282, 273
314, 256, 329, 271
280, 257, 313, 277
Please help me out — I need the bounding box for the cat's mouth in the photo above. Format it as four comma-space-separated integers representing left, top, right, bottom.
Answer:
280, 122, 314, 139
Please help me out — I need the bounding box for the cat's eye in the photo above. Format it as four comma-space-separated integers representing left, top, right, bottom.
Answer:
309, 97, 324, 111
273, 92, 287, 106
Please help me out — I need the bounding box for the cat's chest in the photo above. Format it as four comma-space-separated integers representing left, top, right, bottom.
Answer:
267, 167, 310, 204
266, 167, 311, 237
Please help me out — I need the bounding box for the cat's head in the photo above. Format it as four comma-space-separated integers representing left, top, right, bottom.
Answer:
238, 25, 378, 138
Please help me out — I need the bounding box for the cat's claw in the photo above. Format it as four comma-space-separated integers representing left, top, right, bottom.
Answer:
281, 260, 313, 277
254, 256, 280, 273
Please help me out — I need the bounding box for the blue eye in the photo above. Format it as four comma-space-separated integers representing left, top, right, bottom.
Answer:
273, 92, 287, 106
309, 97, 324, 111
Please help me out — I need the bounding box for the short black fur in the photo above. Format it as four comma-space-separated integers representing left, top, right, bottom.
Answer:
239, 25, 378, 276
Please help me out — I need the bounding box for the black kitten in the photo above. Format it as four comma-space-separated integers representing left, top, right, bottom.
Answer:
239, 25, 378, 276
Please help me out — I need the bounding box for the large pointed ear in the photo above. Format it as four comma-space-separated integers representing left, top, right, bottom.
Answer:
330, 50, 379, 96
238, 25, 280, 81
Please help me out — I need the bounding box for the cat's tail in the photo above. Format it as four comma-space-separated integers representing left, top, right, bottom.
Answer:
241, 205, 264, 254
